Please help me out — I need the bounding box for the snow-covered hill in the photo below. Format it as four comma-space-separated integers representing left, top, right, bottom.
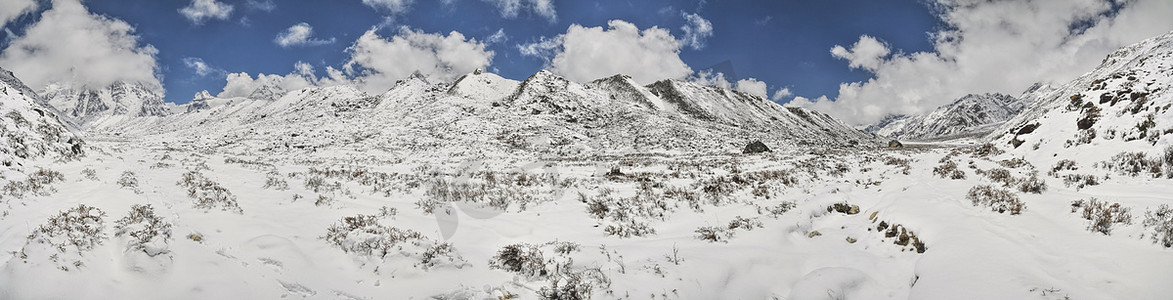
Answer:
990, 30, 1173, 170
0, 67, 84, 174
867, 93, 1028, 141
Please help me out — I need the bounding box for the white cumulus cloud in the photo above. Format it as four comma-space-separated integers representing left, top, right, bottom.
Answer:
0, 0, 161, 92
275, 22, 335, 47
680, 12, 713, 50
183, 57, 225, 77
0, 0, 37, 28
771, 87, 792, 101
794, 0, 1173, 125
735, 78, 768, 99
518, 20, 692, 84
344, 27, 494, 93
829, 35, 889, 71
179, 0, 234, 25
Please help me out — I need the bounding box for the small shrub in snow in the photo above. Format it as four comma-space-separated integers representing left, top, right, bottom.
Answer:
727, 216, 763, 231
20, 204, 107, 270
113, 204, 172, 257
490, 243, 548, 277
177, 171, 242, 213
117, 171, 140, 192
982, 168, 1016, 187
694, 226, 734, 243
2, 168, 65, 198
1070, 198, 1132, 235
1017, 173, 1047, 194
933, 160, 966, 179
1048, 160, 1078, 176
1164, 145, 1173, 179
1062, 174, 1100, 189
81, 168, 99, 181
1143, 205, 1173, 248
972, 143, 1004, 157
1103, 151, 1162, 178
604, 220, 656, 238
966, 185, 1024, 215
538, 273, 592, 300
998, 158, 1031, 169
323, 214, 422, 257
760, 202, 797, 218
262, 174, 289, 190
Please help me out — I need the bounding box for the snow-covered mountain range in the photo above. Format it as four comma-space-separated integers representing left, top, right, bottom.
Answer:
64, 69, 883, 156
866, 93, 1029, 141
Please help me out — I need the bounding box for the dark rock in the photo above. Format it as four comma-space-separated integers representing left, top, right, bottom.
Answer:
888, 140, 903, 148
743, 140, 771, 154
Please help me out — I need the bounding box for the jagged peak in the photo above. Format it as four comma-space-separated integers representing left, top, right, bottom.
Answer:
192, 90, 214, 102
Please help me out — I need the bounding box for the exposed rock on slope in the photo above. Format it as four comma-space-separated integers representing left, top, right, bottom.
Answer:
990, 30, 1173, 166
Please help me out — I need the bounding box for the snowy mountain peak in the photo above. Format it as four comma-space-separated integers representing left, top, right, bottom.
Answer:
866, 93, 1028, 141
43, 80, 170, 125
192, 90, 213, 102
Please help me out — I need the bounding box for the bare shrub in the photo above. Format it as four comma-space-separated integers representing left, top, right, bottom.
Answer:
1062, 174, 1100, 189
972, 143, 1004, 157
262, 173, 289, 190
1017, 173, 1047, 194
1103, 151, 1162, 178
20, 204, 107, 270
1143, 205, 1173, 248
759, 202, 796, 218
694, 226, 733, 243
490, 243, 548, 277
982, 168, 1017, 187
1048, 160, 1078, 176
81, 168, 99, 181
933, 160, 966, 179
1070, 198, 1132, 235
727, 216, 763, 230
323, 214, 467, 269
604, 220, 656, 238
117, 171, 141, 193
177, 171, 242, 213
2, 168, 65, 198
113, 204, 172, 257
966, 185, 1024, 215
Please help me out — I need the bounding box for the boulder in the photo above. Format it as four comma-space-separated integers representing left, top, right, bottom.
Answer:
888, 140, 904, 148
743, 140, 771, 154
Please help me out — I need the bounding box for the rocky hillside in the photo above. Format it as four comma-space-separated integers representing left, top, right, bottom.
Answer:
990, 30, 1173, 170
43, 81, 171, 126
0, 67, 84, 174
867, 93, 1028, 141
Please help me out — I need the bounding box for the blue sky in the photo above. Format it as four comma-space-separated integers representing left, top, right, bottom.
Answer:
2, 0, 1171, 124
0, 0, 940, 104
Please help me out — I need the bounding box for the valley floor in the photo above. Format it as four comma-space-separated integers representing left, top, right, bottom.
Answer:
1, 140, 1171, 300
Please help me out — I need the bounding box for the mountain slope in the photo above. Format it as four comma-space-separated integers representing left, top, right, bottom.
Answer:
990, 30, 1173, 167
0, 68, 84, 173
867, 93, 1027, 141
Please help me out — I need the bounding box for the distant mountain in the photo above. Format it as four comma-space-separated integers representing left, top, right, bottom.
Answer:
71, 69, 881, 156
42, 81, 170, 125
989, 29, 1173, 164
866, 93, 1028, 141
0, 67, 84, 170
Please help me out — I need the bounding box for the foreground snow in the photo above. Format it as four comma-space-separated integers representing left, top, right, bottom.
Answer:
1, 140, 1170, 300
